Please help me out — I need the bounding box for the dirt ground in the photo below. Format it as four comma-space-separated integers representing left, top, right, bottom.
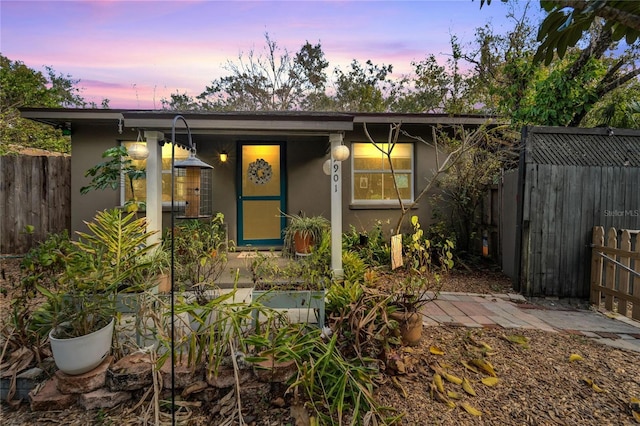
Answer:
2, 257, 639, 425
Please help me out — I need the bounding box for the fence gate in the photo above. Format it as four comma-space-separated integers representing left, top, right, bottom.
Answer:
590, 226, 640, 321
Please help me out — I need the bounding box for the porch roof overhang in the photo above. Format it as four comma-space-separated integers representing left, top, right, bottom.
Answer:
20, 108, 504, 135
352, 113, 502, 125
19, 108, 355, 134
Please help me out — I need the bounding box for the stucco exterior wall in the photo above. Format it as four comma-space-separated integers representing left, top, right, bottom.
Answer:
68, 123, 442, 246
71, 123, 138, 235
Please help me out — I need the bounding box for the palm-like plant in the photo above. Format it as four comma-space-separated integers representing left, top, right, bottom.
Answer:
34, 209, 158, 338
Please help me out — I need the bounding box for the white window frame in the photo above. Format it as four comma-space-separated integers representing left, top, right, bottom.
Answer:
120, 141, 189, 209
350, 142, 414, 205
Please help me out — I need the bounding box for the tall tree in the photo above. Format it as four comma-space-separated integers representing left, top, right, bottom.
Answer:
197, 33, 329, 111
392, 54, 450, 113
478, 0, 640, 64
1, 56, 77, 153
392, 35, 479, 115
467, 3, 640, 128
329, 59, 394, 112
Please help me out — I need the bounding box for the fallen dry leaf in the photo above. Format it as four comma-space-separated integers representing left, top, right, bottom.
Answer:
462, 377, 477, 396
460, 402, 482, 416
430, 346, 444, 356
569, 354, 583, 362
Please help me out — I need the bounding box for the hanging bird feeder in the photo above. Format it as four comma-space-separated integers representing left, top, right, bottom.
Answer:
174, 144, 213, 218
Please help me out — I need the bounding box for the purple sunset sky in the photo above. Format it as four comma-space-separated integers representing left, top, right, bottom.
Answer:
1, 0, 540, 109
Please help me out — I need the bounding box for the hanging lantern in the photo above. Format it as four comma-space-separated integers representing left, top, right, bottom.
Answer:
322, 159, 332, 176
332, 145, 350, 161
174, 146, 213, 218
127, 142, 149, 160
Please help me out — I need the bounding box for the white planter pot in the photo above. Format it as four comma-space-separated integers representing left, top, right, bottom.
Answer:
49, 318, 115, 375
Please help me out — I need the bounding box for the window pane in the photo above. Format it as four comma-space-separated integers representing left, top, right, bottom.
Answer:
121, 142, 190, 206
384, 144, 412, 170
383, 173, 411, 200
353, 173, 384, 200
353, 156, 384, 170
124, 177, 147, 203
352, 143, 413, 203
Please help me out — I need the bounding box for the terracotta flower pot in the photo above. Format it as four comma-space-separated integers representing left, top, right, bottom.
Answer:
390, 311, 423, 346
254, 353, 297, 383
293, 231, 313, 256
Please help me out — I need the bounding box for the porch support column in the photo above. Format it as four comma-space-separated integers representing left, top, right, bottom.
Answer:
144, 130, 164, 248
330, 132, 344, 279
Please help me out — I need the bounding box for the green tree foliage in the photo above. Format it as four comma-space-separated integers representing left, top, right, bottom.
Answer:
581, 82, 640, 128
467, 3, 640, 128
161, 90, 200, 111
534, 0, 640, 65
194, 33, 329, 111
392, 54, 450, 113
0, 55, 108, 154
479, 0, 640, 64
392, 36, 480, 115
329, 59, 394, 112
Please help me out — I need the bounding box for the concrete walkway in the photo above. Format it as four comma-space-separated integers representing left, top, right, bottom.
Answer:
421, 292, 640, 353
216, 253, 640, 352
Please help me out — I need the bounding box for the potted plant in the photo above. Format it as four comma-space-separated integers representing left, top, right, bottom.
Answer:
281, 212, 330, 257
34, 208, 158, 375
387, 273, 440, 346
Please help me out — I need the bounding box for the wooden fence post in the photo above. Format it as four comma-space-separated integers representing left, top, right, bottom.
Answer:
590, 226, 604, 306
618, 230, 631, 316
604, 227, 617, 312
634, 233, 640, 321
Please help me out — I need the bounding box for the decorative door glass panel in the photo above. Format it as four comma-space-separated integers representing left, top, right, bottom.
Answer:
239, 144, 284, 245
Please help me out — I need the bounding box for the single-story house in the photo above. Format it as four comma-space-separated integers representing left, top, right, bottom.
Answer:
20, 109, 496, 273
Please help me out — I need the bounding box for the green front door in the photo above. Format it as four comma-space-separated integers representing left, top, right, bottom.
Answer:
237, 142, 286, 247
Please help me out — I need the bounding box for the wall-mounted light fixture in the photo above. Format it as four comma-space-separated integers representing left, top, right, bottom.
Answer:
219, 151, 228, 163
332, 145, 350, 162
322, 159, 332, 176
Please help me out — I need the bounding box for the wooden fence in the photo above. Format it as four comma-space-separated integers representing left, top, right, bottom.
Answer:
0, 154, 71, 254
590, 227, 640, 321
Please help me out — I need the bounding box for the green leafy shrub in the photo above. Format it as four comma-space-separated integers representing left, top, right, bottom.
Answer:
291, 331, 399, 425
250, 230, 331, 291
404, 215, 454, 274
342, 250, 366, 283
342, 222, 390, 267
19, 230, 72, 297
425, 220, 456, 270
171, 213, 231, 302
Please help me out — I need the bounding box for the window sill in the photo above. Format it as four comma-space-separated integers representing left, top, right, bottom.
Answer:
349, 203, 418, 210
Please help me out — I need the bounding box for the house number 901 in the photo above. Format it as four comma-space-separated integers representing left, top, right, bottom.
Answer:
333, 163, 340, 193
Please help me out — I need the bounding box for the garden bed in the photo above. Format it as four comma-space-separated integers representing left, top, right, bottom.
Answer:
3, 257, 639, 425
